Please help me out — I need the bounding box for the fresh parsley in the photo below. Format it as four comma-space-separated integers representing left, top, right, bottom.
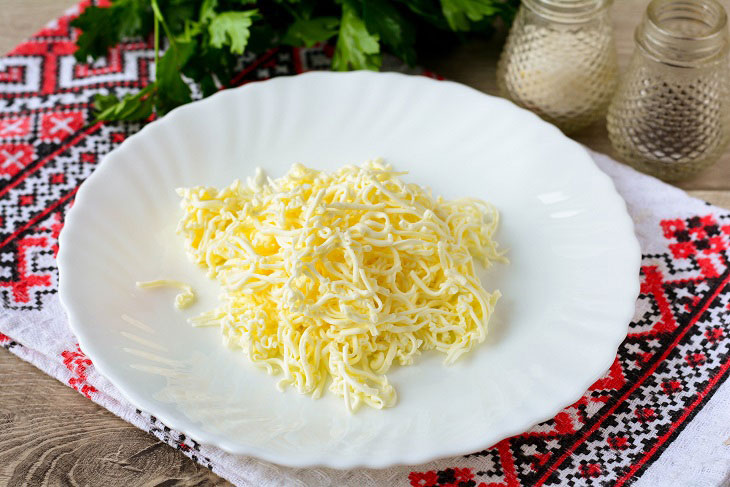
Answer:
71, 0, 519, 122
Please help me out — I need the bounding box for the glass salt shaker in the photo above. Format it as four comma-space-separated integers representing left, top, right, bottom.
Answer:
497, 0, 618, 133
607, 0, 730, 181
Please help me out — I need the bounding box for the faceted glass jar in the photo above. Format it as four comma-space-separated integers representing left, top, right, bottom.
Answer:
497, 0, 618, 133
607, 0, 730, 181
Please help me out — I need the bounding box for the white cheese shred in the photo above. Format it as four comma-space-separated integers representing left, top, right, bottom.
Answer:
177, 160, 504, 412
136, 279, 196, 309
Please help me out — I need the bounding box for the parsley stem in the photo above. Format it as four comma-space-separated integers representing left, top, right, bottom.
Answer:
153, 4, 159, 71
150, 0, 177, 52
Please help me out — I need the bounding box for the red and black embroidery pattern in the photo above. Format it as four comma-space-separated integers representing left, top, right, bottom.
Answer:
61, 343, 97, 398
0, 332, 20, 350
411, 214, 730, 486
135, 409, 214, 470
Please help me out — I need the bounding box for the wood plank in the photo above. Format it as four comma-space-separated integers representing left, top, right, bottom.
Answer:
688, 190, 730, 210
0, 0, 78, 55
0, 349, 231, 486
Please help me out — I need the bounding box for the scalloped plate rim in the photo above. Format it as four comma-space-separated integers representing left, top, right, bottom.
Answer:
57, 71, 641, 469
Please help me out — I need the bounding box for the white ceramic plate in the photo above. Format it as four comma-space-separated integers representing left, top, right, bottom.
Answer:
58, 71, 640, 469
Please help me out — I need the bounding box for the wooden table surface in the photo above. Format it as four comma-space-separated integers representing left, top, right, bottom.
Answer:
1, 1, 729, 485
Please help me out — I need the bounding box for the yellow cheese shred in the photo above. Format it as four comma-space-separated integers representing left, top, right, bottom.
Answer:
177, 160, 504, 412
136, 279, 196, 309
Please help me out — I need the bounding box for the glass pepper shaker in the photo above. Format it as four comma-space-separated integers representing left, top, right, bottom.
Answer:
497, 0, 618, 133
607, 0, 730, 181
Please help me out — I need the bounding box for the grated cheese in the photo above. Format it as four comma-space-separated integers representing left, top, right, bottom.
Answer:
176, 160, 504, 411
136, 279, 196, 309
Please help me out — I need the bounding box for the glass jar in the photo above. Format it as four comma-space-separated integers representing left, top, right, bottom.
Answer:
497, 0, 618, 133
607, 0, 730, 181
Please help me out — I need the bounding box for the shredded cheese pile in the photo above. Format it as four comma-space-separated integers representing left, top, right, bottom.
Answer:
176, 160, 503, 411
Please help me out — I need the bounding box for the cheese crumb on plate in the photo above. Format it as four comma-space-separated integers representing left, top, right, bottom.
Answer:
136, 279, 196, 309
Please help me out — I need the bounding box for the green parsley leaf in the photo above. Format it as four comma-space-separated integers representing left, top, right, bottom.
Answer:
198, 73, 219, 97
394, 0, 446, 29
182, 41, 239, 89
362, 0, 416, 65
93, 84, 155, 122
208, 10, 258, 54
282, 17, 339, 47
161, 0, 198, 34
176, 19, 203, 43
287, 0, 319, 20
199, 0, 218, 24
332, 3, 381, 71
440, 0, 500, 31
246, 23, 279, 54
93, 92, 122, 113
155, 40, 197, 114
72, 0, 151, 61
